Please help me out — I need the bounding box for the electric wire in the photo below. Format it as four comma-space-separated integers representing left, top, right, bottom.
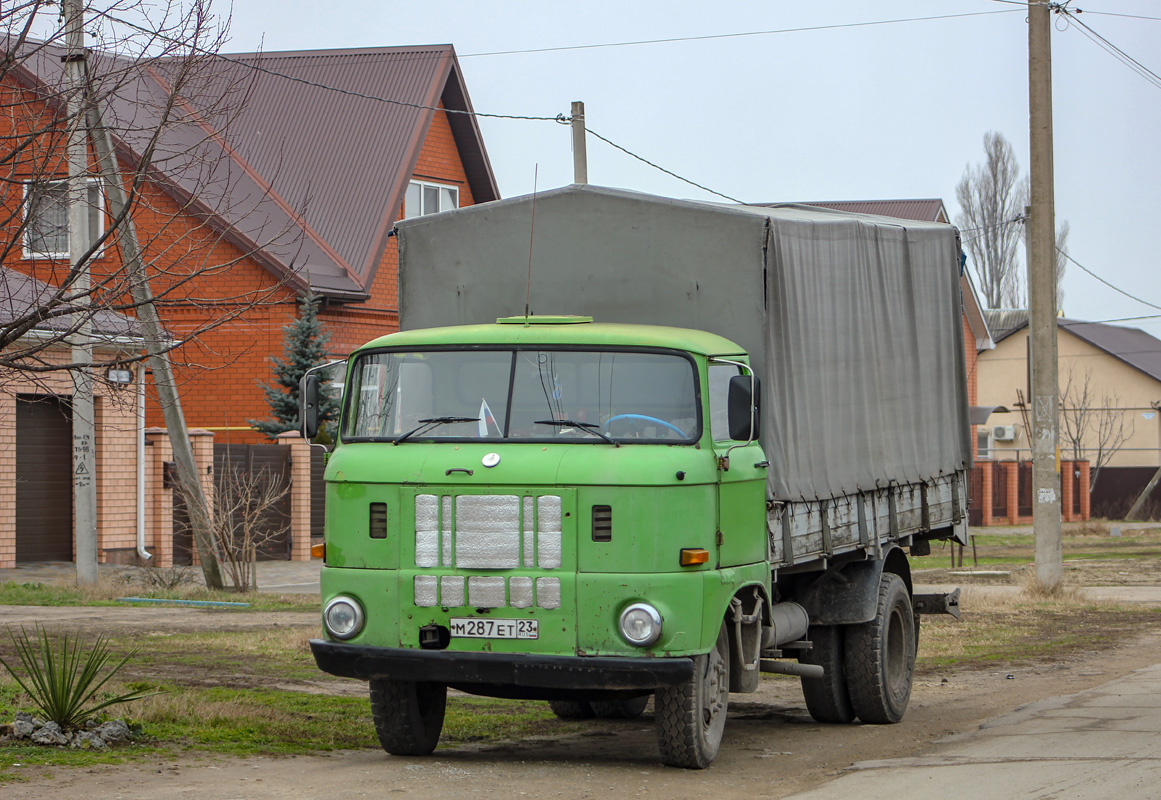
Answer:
1056, 7, 1161, 89
1058, 249, 1161, 312
455, 10, 1022, 58
583, 127, 744, 203
102, 10, 747, 200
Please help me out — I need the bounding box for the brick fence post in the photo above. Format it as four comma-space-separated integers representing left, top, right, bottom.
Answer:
145, 428, 173, 567
1077, 459, 1086, 520
980, 461, 994, 527
1061, 461, 1075, 523
277, 431, 312, 562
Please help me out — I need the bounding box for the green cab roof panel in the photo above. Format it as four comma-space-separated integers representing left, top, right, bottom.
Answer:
358, 319, 747, 358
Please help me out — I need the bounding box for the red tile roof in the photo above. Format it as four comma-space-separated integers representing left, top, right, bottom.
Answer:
8, 41, 498, 301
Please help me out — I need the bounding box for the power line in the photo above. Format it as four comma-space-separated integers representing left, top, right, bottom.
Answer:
102, 10, 748, 203
455, 10, 1022, 58
99, 12, 561, 121
1056, 7, 1161, 90
1059, 249, 1161, 313
582, 126, 743, 203
1075, 10, 1161, 23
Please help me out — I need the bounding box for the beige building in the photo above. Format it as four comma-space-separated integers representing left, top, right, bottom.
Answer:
978, 312, 1161, 473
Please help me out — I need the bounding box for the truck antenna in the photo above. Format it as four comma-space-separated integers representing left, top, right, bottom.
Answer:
525, 164, 539, 324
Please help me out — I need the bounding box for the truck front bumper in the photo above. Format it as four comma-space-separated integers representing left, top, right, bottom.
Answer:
311, 639, 694, 696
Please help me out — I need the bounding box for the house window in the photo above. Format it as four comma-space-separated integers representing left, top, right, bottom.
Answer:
23, 179, 104, 259
977, 427, 993, 460
404, 180, 459, 218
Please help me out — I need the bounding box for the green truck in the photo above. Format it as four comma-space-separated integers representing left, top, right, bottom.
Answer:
305, 186, 969, 768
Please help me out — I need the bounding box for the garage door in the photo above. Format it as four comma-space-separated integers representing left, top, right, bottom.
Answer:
16, 395, 73, 562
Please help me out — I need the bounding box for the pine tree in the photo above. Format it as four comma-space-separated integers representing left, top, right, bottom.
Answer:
250, 291, 340, 439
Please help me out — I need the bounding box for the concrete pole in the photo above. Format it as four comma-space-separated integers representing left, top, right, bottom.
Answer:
86, 105, 225, 590
64, 0, 97, 585
1028, 1, 1063, 591
570, 101, 587, 184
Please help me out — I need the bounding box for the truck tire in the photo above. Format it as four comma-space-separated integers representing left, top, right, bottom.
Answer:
655, 622, 729, 769
370, 678, 447, 755
591, 695, 650, 719
798, 625, 855, 724
843, 573, 915, 724
548, 700, 595, 719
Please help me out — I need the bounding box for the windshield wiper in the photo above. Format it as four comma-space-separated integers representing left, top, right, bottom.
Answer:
533, 419, 618, 445
394, 416, 479, 445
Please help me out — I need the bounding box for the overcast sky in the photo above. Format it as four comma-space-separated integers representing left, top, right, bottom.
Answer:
133, 2, 1161, 337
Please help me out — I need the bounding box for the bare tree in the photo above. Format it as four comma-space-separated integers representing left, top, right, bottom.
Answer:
1055, 219, 1070, 313
1059, 364, 1134, 490
956, 131, 1071, 313
2, 2, 307, 588
195, 460, 289, 593
1, 1, 298, 388
955, 132, 1028, 310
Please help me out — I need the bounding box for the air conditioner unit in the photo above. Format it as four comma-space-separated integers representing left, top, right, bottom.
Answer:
993, 425, 1017, 441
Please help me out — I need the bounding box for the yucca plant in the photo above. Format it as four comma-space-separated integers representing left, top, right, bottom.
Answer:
0, 625, 155, 731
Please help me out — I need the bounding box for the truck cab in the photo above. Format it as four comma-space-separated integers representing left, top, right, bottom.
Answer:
308, 315, 774, 767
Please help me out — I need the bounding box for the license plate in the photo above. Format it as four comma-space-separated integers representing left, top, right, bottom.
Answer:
449, 617, 539, 640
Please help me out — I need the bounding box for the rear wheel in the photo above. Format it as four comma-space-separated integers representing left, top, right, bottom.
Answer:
843, 573, 915, 724
656, 622, 730, 769
798, 625, 855, 723
591, 695, 650, 719
370, 679, 447, 755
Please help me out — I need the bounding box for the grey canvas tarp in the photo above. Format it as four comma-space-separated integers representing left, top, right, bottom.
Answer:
395, 184, 971, 505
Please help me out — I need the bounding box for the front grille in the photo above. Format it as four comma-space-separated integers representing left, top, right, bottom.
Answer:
415, 493, 562, 570
412, 492, 565, 609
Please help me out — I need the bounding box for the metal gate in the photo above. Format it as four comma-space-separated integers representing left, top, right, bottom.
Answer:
1018, 462, 1033, 517
991, 461, 1007, 520
15, 395, 73, 562
214, 444, 292, 561
172, 444, 292, 563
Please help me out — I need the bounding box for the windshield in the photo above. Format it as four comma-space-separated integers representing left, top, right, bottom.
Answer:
342, 348, 700, 443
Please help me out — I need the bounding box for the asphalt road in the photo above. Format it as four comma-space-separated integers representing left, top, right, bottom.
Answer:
789, 662, 1161, 799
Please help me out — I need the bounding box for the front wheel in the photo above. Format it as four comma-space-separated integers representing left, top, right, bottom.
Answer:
843, 573, 915, 724
655, 622, 730, 769
370, 678, 447, 755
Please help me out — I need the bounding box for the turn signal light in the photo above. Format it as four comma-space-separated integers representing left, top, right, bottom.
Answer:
311, 543, 326, 560
680, 548, 709, 566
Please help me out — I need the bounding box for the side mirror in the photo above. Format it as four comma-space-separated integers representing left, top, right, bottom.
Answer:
300, 374, 320, 440
727, 374, 761, 442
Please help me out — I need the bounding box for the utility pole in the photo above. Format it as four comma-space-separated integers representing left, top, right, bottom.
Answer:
64, 0, 97, 585
1028, 1, 1063, 591
570, 101, 587, 184
87, 106, 225, 591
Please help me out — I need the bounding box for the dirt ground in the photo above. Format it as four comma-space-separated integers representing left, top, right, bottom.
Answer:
6, 569, 1161, 800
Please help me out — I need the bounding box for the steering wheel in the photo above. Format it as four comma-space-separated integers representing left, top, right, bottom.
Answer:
603, 414, 687, 438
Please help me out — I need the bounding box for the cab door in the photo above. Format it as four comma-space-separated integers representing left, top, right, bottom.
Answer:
708, 362, 769, 568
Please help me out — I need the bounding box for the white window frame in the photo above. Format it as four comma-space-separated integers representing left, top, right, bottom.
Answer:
22, 178, 105, 260
404, 179, 460, 219
977, 427, 993, 460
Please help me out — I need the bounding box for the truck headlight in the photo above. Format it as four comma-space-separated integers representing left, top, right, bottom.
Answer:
323, 596, 365, 640
619, 603, 663, 647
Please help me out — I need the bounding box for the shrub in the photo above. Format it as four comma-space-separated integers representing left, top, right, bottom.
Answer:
0, 625, 155, 731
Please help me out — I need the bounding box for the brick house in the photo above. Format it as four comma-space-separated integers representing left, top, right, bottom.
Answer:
3, 41, 498, 442
1, 42, 497, 565
980, 312, 1161, 519
0, 266, 145, 568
